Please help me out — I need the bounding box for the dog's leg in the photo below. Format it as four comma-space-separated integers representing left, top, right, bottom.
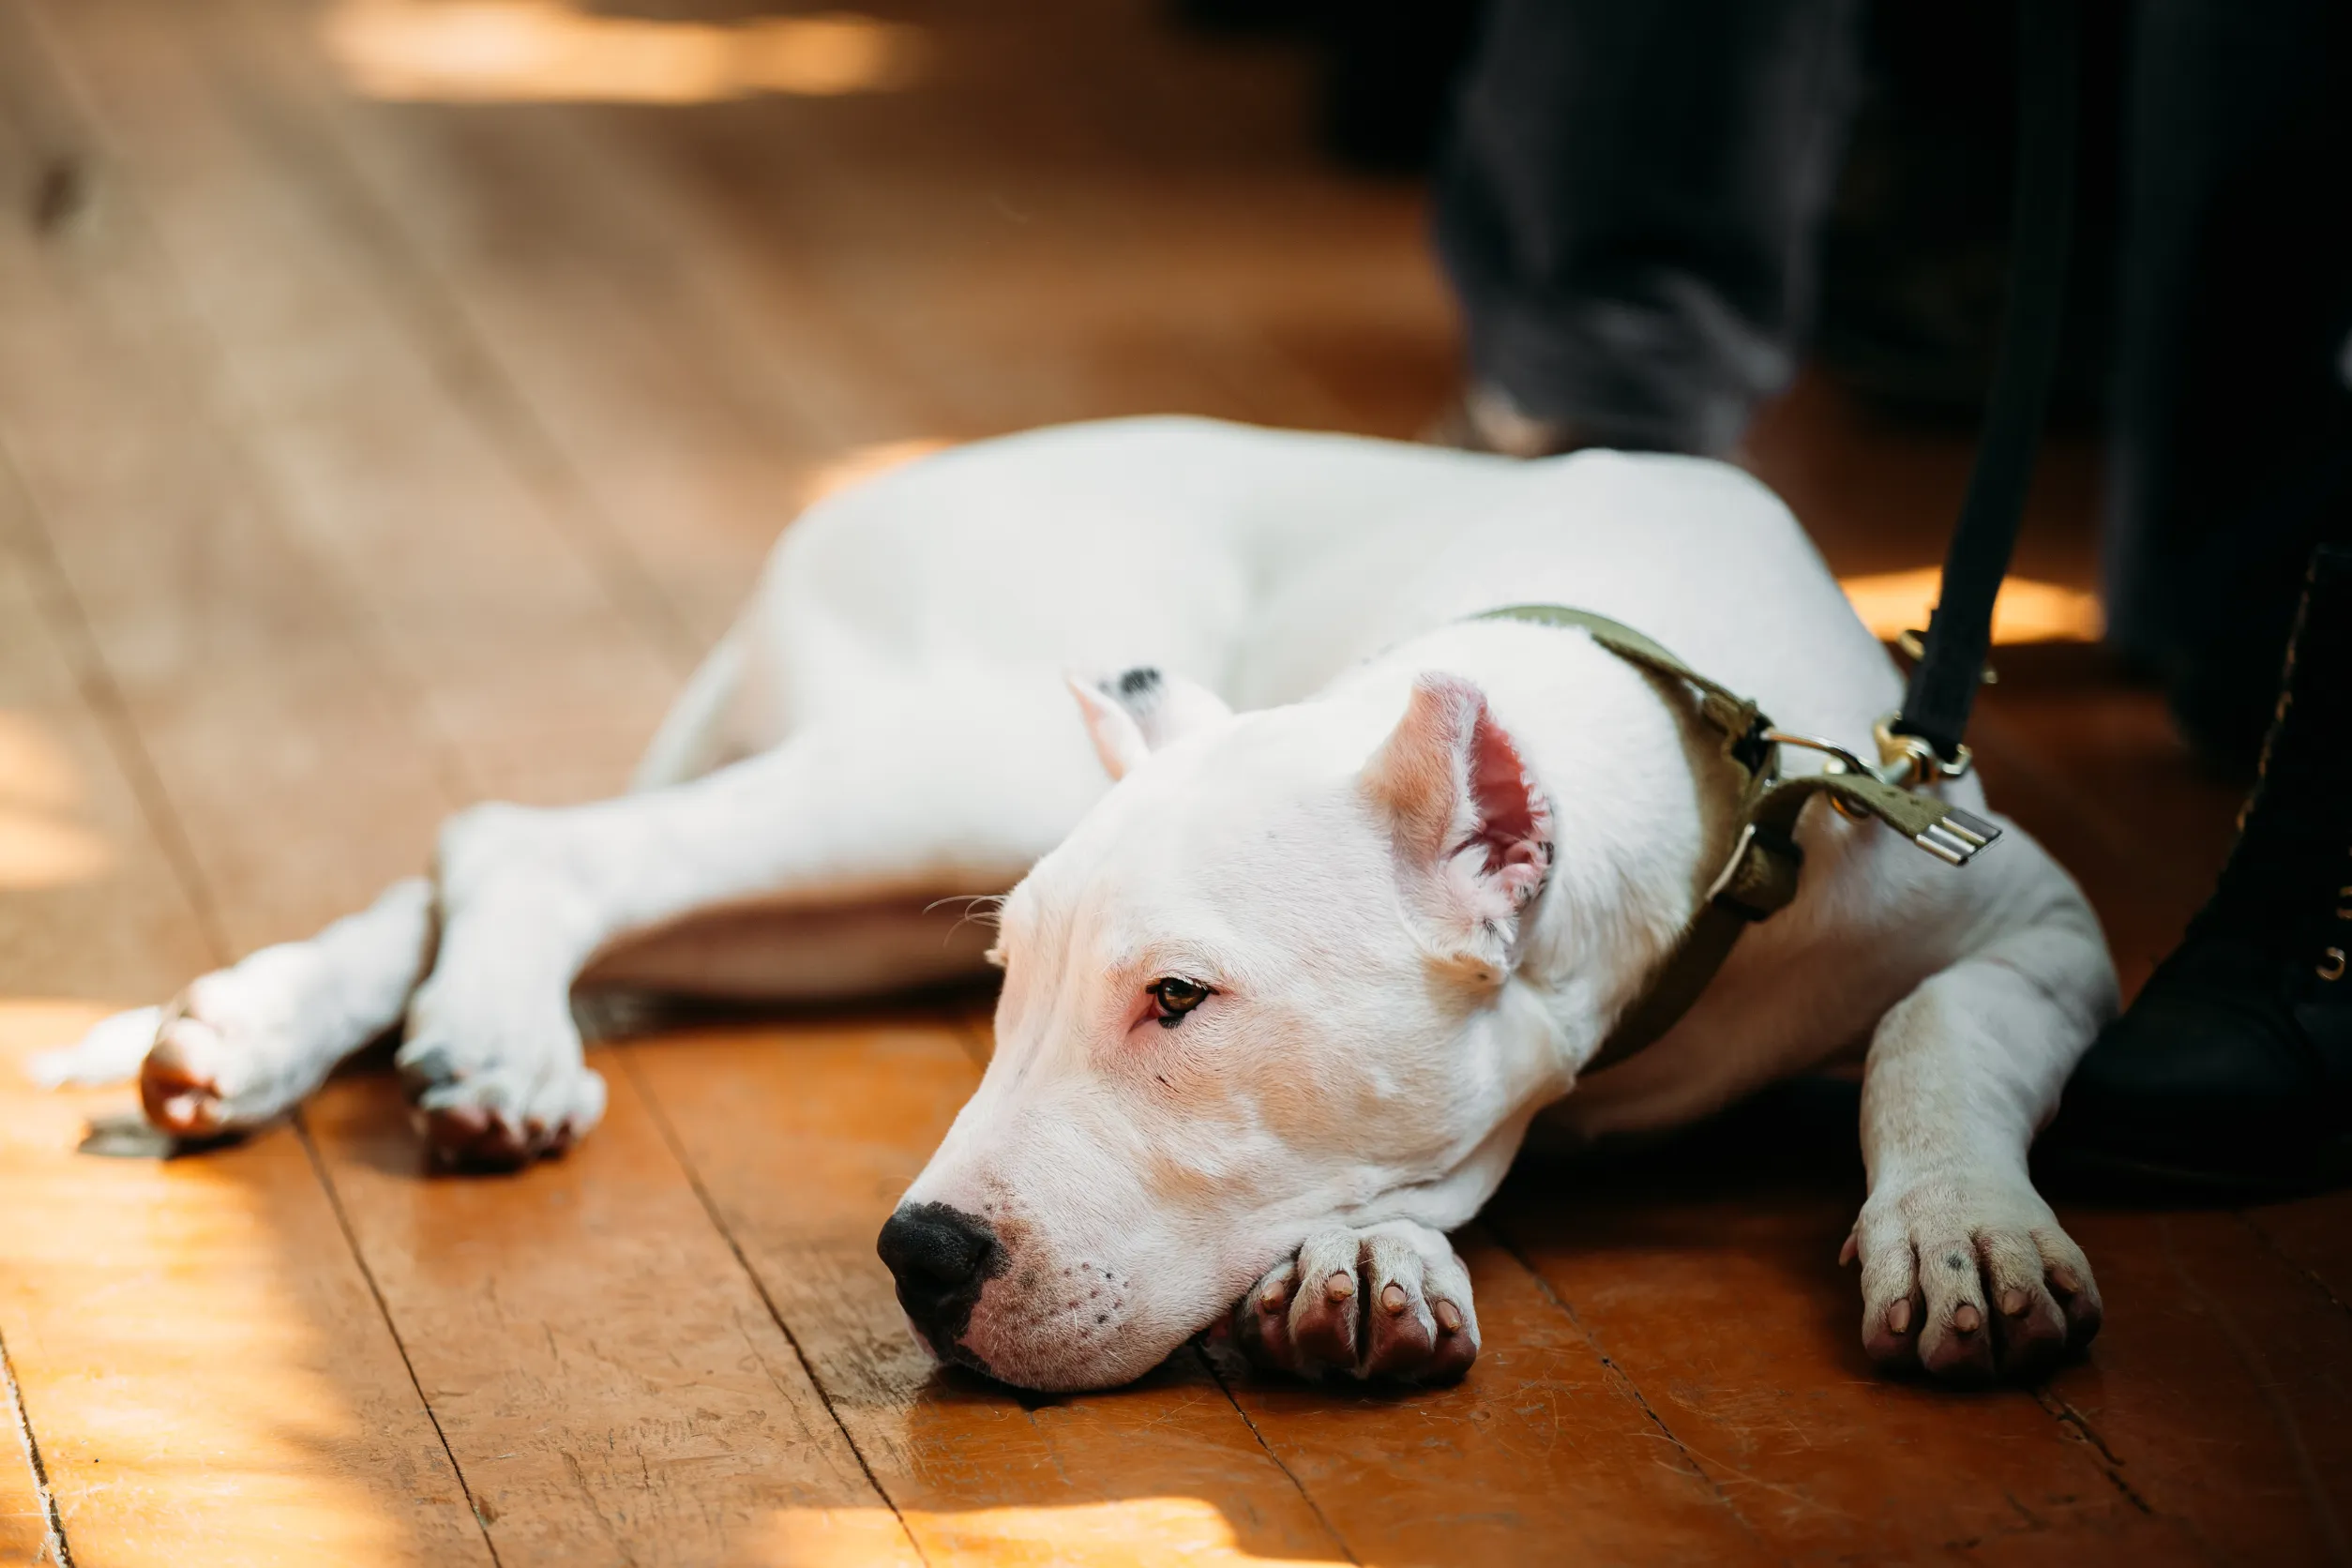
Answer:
1221, 1220, 1481, 1384
1847, 892, 2116, 1380
404, 673, 1107, 1167
32, 879, 437, 1138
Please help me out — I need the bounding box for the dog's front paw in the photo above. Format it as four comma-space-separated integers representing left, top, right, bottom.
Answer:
400, 807, 608, 1169
1227, 1223, 1479, 1384
398, 980, 606, 1170
1847, 1169, 2102, 1381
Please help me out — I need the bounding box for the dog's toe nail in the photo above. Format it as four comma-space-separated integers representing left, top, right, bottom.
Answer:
2000, 1288, 2029, 1317
398, 1044, 456, 1092
1323, 1271, 1354, 1303
1435, 1300, 1463, 1334
1258, 1281, 1286, 1313
1887, 1299, 1912, 1335
1380, 1283, 1408, 1314
441, 1104, 489, 1135
1953, 1303, 1983, 1335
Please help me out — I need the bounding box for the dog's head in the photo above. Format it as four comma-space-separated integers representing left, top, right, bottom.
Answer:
878, 665, 1576, 1389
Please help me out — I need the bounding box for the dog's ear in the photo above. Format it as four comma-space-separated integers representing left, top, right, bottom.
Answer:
1066, 667, 1234, 781
1361, 672, 1555, 980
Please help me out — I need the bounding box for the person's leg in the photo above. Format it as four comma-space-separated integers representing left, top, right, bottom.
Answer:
2101, 0, 2352, 767
1432, 0, 1862, 456
2051, 546, 2352, 1192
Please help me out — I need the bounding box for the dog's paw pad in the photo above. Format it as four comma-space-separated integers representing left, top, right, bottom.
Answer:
139, 1012, 236, 1138
135, 977, 309, 1139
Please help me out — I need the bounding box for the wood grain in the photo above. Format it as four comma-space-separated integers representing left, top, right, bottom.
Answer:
1223, 1225, 1771, 1566
0, 491, 485, 1563
303, 1067, 920, 1568
0, 1014, 494, 1568
0, 5, 450, 956
30, 0, 685, 810
2043, 1207, 2352, 1564
2243, 1190, 2352, 1312
1487, 1168, 2204, 1564
7, 8, 949, 1562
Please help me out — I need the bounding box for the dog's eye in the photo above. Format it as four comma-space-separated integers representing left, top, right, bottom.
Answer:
1147, 976, 1212, 1028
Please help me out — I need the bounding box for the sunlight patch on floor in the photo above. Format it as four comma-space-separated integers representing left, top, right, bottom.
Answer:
0, 713, 111, 889
320, 1, 928, 103
770, 1496, 1345, 1566
1839, 566, 2104, 645
0, 1000, 474, 1568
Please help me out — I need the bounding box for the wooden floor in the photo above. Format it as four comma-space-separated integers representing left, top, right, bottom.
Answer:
1, 1, 2346, 1563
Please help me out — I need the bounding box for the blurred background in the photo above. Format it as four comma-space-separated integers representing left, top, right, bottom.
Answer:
6, 7, 2352, 1566
0, 0, 2275, 999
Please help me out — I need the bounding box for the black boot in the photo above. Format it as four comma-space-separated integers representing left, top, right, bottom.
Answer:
2045, 545, 2352, 1196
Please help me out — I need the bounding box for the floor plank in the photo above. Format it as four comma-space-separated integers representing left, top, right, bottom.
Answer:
2243, 1191, 2352, 1313
0, 1344, 56, 1566
1485, 1166, 2204, 1564
623, 1017, 1357, 1566
33, 0, 686, 809
0, 1011, 494, 1568
12, 10, 955, 1563
302, 1067, 919, 1568
0, 499, 486, 1563
0, 510, 171, 1567
1222, 1227, 1771, 1566
0, 15, 451, 954
229, 0, 1449, 633
2046, 1206, 2352, 1564
234, 0, 927, 645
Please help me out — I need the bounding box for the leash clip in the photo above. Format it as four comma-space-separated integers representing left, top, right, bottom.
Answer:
1871, 714, 1973, 787
1756, 729, 1886, 824
1756, 726, 2002, 866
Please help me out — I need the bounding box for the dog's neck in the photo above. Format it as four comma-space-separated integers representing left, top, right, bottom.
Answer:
1327, 626, 1734, 1238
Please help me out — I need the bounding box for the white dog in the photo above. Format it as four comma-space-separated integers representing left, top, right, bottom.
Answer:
41, 419, 2113, 1392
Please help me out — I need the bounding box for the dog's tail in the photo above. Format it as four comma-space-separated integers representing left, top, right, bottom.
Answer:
631, 625, 749, 793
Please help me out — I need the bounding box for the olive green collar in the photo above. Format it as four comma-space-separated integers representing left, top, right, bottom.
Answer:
1473, 604, 1998, 1072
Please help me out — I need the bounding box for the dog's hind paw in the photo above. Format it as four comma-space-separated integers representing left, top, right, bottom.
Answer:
1847, 1169, 2103, 1381
1225, 1221, 1479, 1385
135, 948, 369, 1138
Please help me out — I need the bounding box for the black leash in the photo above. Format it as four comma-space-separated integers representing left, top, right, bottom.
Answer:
1469, 8, 2081, 1065
1892, 0, 2083, 761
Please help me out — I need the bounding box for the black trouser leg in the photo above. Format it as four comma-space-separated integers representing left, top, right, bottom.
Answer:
1432, 0, 1862, 455
2102, 0, 2352, 764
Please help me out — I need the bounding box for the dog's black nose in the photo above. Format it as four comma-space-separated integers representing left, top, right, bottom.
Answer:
877, 1202, 1001, 1350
